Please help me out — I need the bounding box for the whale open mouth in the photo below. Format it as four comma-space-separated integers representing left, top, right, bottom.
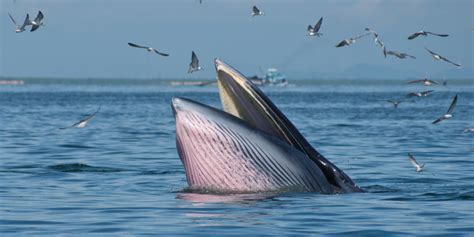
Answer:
172, 59, 361, 194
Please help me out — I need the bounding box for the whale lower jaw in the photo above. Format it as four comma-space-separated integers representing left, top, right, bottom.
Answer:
174, 97, 336, 194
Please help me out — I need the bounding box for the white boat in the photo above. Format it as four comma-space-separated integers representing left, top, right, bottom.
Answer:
264, 68, 288, 86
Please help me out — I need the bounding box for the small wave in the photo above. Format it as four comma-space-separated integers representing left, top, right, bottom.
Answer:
59, 144, 96, 149
329, 230, 407, 237
384, 191, 474, 201
139, 170, 183, 175
419, 191, 474, 201
330, 123, 362, 128
363, 185, 400, 193
48, 163, 124, 173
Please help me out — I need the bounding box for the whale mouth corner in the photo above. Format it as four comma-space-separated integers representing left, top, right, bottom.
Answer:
171, 97, 184, 117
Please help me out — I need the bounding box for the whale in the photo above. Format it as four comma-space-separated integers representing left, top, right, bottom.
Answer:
172, 59, 362, 194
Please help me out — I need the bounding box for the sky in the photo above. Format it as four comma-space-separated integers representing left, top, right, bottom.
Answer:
0, 0, 473, 79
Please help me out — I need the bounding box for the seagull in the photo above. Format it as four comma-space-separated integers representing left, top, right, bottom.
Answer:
335, 32, 371, 47
406, 90, 434, 98
60, 107, 101, 129
408, 153, 425, 172
463, 128, 474, 133
30, 10, 44, 32
432, 95, 458, 124
252, 6, 264, 17
408, 30, 448, 40
407, 78, 439, 86
425, 47, 461, 67
386, 50, 416, 59
8, 13, 30, 33
307, 17, 323, 36
128, 43, 169, 56
387, 100, 403, 108
188, 51, 202, 74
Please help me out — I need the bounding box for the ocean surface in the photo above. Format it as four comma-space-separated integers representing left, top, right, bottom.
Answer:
1, 78, 473, 236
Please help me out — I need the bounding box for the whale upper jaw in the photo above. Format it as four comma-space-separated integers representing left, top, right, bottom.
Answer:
214, 58, 362, 193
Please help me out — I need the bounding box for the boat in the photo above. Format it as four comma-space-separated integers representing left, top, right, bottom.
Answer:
263, 68, 288, 86
248, 68, 288, 86
0, 80, 24, 85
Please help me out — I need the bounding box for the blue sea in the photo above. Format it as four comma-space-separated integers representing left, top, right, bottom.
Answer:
1, 78, 473, 236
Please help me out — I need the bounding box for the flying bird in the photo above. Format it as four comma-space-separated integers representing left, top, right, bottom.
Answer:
432, 95, 458, 124
407, 78, 439, 86
335, 32, 371, 47
463, 128, 474, 133
386, 51, 416, 59
425, 47, 461, 67
408, 30, 448, 40
188, 51, 202, 74
8, 13, 30, 33
406, 90, 434, 98
128, 43, 169, 56
60, 107, 101, 129
252, 6, 264, 17
30, 10, 44, 32
408, 153, 425, 172
387, 100, 403, 108
307, 17, 323, 36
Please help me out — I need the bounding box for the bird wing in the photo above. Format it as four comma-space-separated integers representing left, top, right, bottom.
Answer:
408, 32, 421, 40
153, 49, 169, 57
8, 13, 17, 26
425, 31, 449, 37
424, 47, 437, 56
408, 153, 419, 168
407, 79, 424, 84
421, 90, 434, 95
375, 38, 386, 57
335, 40, 348, 47
446, 95, 458, 114
128, 42, 148, 49
387, 51, 396, 56
31, 25, 40, 32
427, 79, 440, 85
365, 28, 378, 38
191, 51, 199, 65
34, 10, 44, 23
353, 32, 371, 40
313, 17, 323, 32
404, 53, 416, 59
79, 107, 100, 124
439, 56, 461, 67
375, 38, 383, 47
432, 116, 444, 124
253, 6, 259, 14
20, 14, 30, 30
60, 107, 100, 129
